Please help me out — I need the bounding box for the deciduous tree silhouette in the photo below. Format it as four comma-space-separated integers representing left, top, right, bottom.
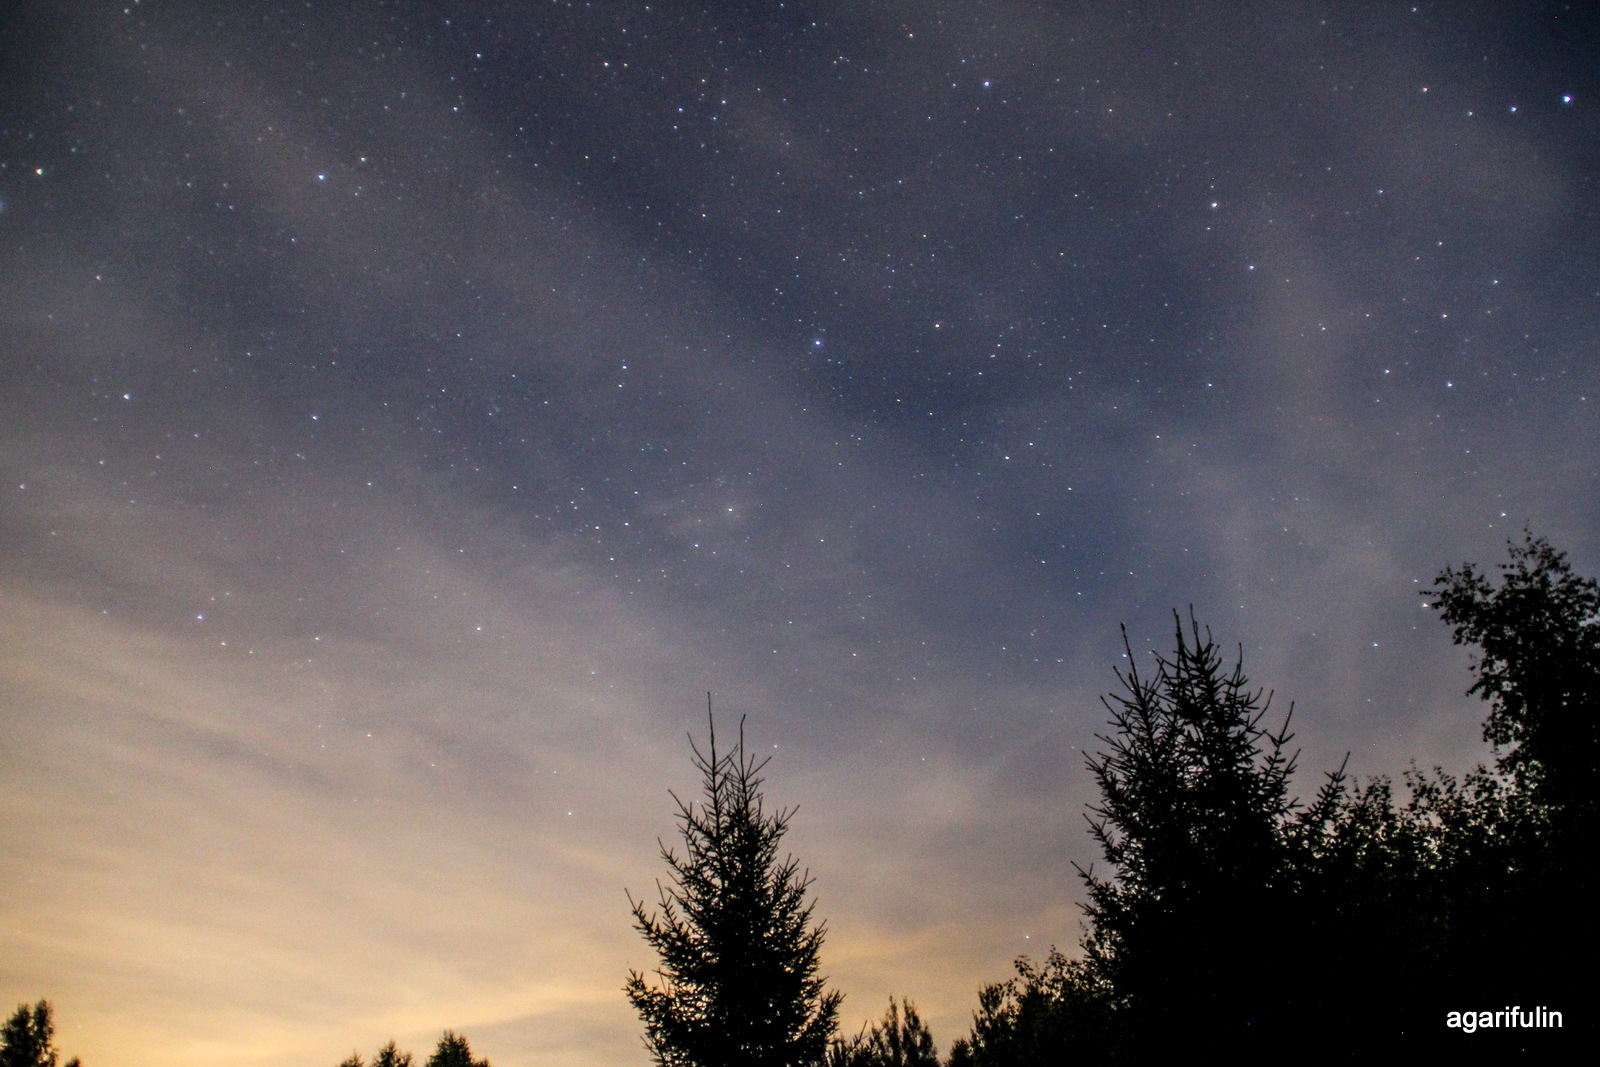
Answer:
826, 998, 938, 1067
626, 698, 841, 1067
1421, 530, 1600, 1019
945, 950, 1116, 1066
1429, 530, 1600, 815
0, 1001, 81, 1067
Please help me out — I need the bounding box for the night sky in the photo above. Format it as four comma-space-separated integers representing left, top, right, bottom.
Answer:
2, 2, 1598, 1064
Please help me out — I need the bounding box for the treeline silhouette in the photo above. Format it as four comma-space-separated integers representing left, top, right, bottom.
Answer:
13, 536, 1590, 1064
338, 1030, 489, 1067
628, 532, 1596, 1064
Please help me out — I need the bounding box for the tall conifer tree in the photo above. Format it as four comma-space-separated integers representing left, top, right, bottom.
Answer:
626, 699, 841, 1067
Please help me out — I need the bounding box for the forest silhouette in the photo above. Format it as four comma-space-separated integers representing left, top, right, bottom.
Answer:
9, 535, 1591, 1065
628, 531, 1595, 1064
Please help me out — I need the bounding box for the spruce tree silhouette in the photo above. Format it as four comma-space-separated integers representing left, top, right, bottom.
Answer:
1077, 616, 1299, 1054
373, 1041, 415, 1067
1073, 613, 1350, 1058
338, 1039, 415, 1067
424, 1031, 487, 1067
626, 697, 841, 1067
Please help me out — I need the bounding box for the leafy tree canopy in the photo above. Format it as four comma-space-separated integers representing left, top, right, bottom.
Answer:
827, 998, 938, 1067
946, 950, 1115, 1067
0, 1001, 80, 1067
1428, 530, 1600, 813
